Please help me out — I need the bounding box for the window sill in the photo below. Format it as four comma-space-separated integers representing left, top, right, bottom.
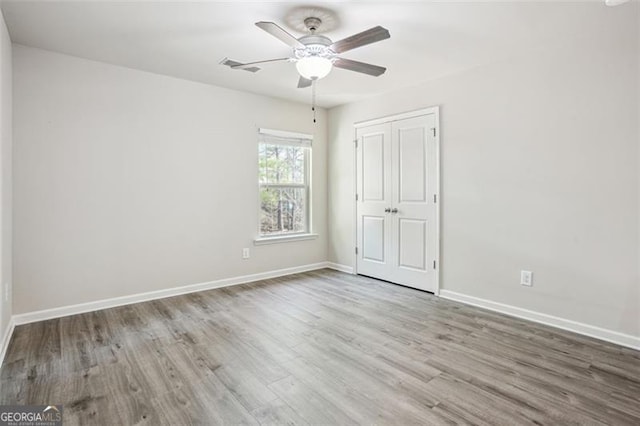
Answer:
254, 233, 318, 246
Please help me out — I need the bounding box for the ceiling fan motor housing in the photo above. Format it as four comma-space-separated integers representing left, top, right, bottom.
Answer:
295, 34, 335, 61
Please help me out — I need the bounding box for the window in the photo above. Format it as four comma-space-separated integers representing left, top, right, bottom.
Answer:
258, 128, 312, 239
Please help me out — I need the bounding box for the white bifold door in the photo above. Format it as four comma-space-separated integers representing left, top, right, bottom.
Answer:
356, 112, 438, 292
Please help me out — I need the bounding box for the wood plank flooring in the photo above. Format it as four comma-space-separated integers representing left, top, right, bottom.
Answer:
1, 269, 639, 425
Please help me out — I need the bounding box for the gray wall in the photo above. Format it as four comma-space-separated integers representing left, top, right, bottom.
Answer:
637, 1, 640, 328
12, 45, 327, 314
0, 10, 12, 342
327, 4, 639, 337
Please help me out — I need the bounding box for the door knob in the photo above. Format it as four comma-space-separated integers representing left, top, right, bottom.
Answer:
384, 207, 391, 213
391, 208, 398, 214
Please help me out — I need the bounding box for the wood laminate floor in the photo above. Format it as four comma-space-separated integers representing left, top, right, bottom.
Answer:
1, 269, 639, 425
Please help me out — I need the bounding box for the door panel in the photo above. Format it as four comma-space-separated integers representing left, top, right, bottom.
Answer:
362, 134, 385, 201
398, 218, 427, 270
399, 128, 426, 202
362, 216, 385, 262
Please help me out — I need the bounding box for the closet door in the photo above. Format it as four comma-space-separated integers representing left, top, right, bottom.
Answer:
356, 123, 393, 281
356, 112, 438, 293
389, 114, 436, 292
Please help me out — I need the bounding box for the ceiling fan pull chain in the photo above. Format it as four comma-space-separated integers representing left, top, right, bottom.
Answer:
312, 78, 317, 123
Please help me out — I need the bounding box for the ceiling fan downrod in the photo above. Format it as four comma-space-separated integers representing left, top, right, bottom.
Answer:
304, 17, 322, 33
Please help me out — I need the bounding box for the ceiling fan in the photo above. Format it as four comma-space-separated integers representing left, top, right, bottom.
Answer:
222, 17, 390, 88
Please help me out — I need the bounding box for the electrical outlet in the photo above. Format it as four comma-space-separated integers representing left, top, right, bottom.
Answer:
520, 270, 533, 287
242, 248, 250, 260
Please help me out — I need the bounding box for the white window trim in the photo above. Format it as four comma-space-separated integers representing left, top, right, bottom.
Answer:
259, 128, 313, 141
257, 128, 313, 242
254, 233, 318, 245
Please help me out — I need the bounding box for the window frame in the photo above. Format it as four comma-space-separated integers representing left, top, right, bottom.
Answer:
255, 128, 315, 243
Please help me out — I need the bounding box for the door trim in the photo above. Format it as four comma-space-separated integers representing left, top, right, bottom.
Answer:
353, 106, 441, 295
355, 107, 439, 129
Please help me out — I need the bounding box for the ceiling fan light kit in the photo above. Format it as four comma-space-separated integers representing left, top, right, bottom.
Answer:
295, 57, 332, 80
293, 29, 336, 80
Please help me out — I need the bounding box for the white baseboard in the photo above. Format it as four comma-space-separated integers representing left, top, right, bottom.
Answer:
325, 262, 354, 274
0, 317, 16, 368
440, 290, 640, 351
12, 262, 331, 326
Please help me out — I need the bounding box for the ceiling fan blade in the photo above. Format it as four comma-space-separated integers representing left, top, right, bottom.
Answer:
333, 58, 387, 77
256, 21, 305, 49
330, 26, 390, 54
230, 57, 291, 70
220, 57, 261, 73
297, 76, 312, 89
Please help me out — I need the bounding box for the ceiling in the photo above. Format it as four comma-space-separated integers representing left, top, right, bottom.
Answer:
0, 1, 626, 108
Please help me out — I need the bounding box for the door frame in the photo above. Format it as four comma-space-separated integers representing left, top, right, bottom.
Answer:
352, 106, 441, 295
